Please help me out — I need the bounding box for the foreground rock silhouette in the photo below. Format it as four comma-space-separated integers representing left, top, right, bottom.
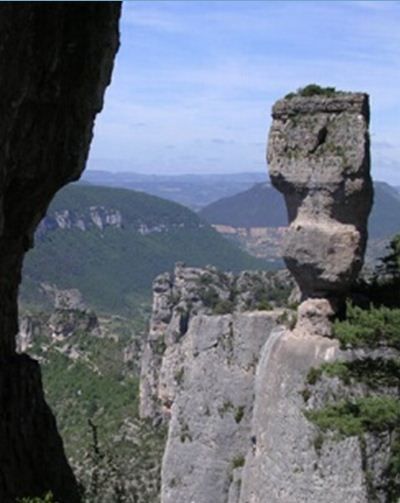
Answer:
0, 3, 120, 501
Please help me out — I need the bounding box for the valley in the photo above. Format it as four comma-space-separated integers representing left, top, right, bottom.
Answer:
199, 180, 400, 264
18, 172, 400, 502
21, 184, 268, 315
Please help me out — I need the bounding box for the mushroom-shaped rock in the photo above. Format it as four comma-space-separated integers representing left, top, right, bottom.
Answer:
267, 89, 373, 299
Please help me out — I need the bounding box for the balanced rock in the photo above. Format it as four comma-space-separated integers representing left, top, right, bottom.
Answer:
267, 89, 373, 298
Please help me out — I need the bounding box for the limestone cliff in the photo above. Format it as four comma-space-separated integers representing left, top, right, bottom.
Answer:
141, 89, 397, 503
0, 4, 120, 501
239, 89, 392, 502
140, 265, 293, 502
268, 90, 372, 299
143, 267, 395, 503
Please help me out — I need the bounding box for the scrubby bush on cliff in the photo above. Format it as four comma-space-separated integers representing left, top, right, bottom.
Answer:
359, 233, 400, 307
285, 84, 338, 99
379, 234, 400, 279
18, 493, 55, 503
302, 238, 400, 501
334, 303, 400, 350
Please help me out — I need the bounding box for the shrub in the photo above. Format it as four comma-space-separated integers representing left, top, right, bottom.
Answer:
334, 303, 400, 350
213, 299, 234, 315
198, 287, 219, 309
305, 396, 400, 437
231, 455, 245, 469
234, 406, 245, 424
285, 84, 338, 99
18, 493, 55, 503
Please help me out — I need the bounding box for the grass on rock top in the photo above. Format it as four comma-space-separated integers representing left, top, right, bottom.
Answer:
285, 83, 342, 99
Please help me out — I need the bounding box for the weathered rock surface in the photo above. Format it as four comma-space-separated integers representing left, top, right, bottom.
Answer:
140, 265, 287, 503
293, 297, 336, 337
0, 3, 120, 501
239, 328, 398, 503
139, 263, 293, 421
142, 258, 394, 503
37, 206, 123, 236
17, 307, 101, 355
238, 330, 369, 503
161, 312, 281, 503
268, 92, 373, 298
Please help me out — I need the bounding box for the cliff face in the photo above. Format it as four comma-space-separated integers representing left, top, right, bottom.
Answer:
0, 4, 120, 501
143, 268, 394, 503
139, 90, 395, 503
140, 265, 293, 502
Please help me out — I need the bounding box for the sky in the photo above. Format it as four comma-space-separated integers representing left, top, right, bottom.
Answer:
88, 0, 400, 183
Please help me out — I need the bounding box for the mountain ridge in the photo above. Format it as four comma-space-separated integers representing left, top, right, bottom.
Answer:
81, 170, 268, 210
21, 184, 269, 315
199, 180, 400, 239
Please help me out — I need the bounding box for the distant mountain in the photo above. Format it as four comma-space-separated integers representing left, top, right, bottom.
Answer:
81, 170, 268, 210
199, 183, 287, 228
200, 181, 400, 239
369, 182, 400, 239
21, 184, 268, 314
199, 181, 400, 263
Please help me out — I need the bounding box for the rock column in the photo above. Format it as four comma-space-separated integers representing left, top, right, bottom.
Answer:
267, 91, 373, 332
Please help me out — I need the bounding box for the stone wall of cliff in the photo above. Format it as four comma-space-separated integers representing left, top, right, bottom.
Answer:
140, 265, 294, 502
0, 4, 120, 501
143, 267, 395, 503
139, 89, 397, 502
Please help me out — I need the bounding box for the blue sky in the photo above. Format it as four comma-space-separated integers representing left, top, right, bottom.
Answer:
88, 0, 400, 183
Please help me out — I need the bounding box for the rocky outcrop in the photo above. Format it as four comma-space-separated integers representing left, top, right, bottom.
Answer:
17, 307, 101, 355
268, 91, 373, 299
41, 284, 86, 311
0, 3, 120, 501
140, 265, 295, 502
237, 89, 383, 502
238, 325, 399, 503
139, 90, 386, 503
37, 206, 123, 235
139, 264, 294, 421
143, 266, 395, 503
161, 312, 281, 503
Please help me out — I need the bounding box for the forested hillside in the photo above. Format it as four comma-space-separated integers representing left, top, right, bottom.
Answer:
21, 185, 268, 314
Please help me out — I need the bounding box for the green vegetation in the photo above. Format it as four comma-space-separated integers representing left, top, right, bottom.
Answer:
218, 400, 234, 417
379, 233, 400, 277
25, 309, 167, 502
21, 184, 268, 315
333, 303, 400, 350
231, 455, 245, 469
18, 493, 55, 503
306, 396, 400, 438
307, 358, 400, 389
213, 299, 234, 315
285, 84, 339, 99
198, 287, 220, 309
174, 367, 185, 385
304, 297, 400, 500
234, 406, 245, 424
179, 422, 192, 443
